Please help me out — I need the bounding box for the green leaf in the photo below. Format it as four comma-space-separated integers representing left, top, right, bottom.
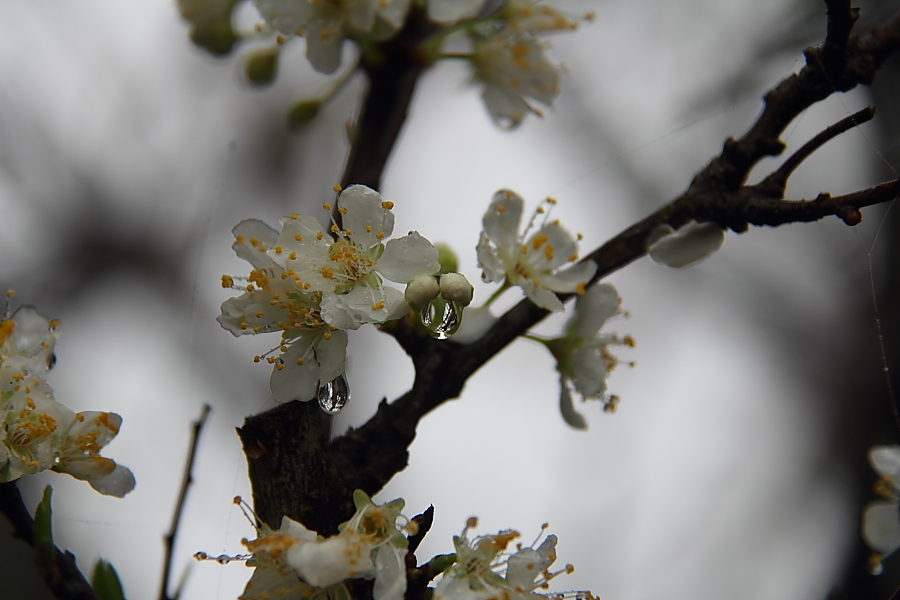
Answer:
32, 485, 55, 573
92, 559, 126, 600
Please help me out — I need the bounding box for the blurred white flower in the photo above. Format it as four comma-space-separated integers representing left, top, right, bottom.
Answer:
427, 0, 487, 24
476, 190, 595, 312
254, 0, 411, 73
862, 445, 900, 574
239, 490, 410, 600
0, 305, 60, 378
546, 283, 631, 428
472, 36, 560, 129
218, 219, 347, 403
502, 0, 579, 35
271, 185, 440, 330
434, 519, 575, 600
647, 221, 725, 269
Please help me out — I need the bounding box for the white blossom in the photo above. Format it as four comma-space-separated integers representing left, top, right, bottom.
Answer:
546, 283, 631, 428
434, 519, 573, 600
53, 411, 136, 497
427, 0, 487, 24
647, 220, 725, 269
218, 219, 348, 403
502, 0, 579, 35
254, 0, 411, 74
271, 185, 440, 330
239, 490, 410, 600
472, 36, 560, 129
862, 445, 900, 573
476, 190, 595, 312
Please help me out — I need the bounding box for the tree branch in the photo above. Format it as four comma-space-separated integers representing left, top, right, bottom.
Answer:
159, 404, 211, 600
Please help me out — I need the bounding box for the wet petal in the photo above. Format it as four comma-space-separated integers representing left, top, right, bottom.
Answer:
341, 185, 395, 247
378, 231, 440, 283
539, 261, 596, 294
89, 464, 136, 498
864, 501, 900, 554
648, 221, 725, 269
315, 330, 348, 383
232, 219, 279, 269
570, 347, 609, 397
269, 336, 320, 402
374, 544, 407, 600
568, 283, 620, 339
476, 232, 507, 283
482, 190, 524, 254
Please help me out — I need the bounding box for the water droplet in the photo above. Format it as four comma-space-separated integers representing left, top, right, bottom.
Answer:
481, 272, 491, 283
317, 373, 350, 414
215, 554, 232, 565
421, 299, 461, 339
47, 353, 57, 370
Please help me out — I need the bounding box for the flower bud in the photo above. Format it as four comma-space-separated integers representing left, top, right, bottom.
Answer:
435, 243, 459, 274
244, 47, 279, 86
439, 273, 474, 306
405, 275, 440, 310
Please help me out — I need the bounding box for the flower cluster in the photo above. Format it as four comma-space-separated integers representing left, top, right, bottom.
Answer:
862, 445, 900, 574
232, 490, 411, 600
545, 283, 632, 429
219, 185, 440, 408
253, 0, 411, 73
477, 190, 595, 312
0, 303, 134, 497
434, 518, 578, 600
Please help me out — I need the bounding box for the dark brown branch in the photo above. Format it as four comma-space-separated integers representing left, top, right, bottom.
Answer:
159, 404, 211, 600
760, 106, 875, 196
0, 482, 99, 600
240, 4, 900, 538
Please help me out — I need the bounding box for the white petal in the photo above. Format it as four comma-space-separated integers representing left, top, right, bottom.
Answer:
427, 0, 486, 23
321, 286, 408, 329
288, 536, 362, 587
523, 222, 577, 271
378, 231, 440, 283
507, 535, 557, 590
648, 221, 725, 269
481, 84, 529, 129
305, 18, 344, 74
558, 380, 587, 430
269, 337, 320, 402
344, 0, 376, 32
373, 544, 407, 600
253, 0, 315, 34
871, 445, 900, 484
476, 231, 507, 283
89, 464, 136, 498
341, 185, 395, 247
315, 330, 348, 384
377, 0, 411, 29
521, 280, 564, 312
568, 283, 620, 339
570, 347, 609, 397
538, 261, 597, 294
232, 219, 280, 269
482, 190, 524, 254
863, 502, 900, 553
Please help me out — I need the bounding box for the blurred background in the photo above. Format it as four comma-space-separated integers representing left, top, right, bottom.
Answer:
1, 0, 899, 599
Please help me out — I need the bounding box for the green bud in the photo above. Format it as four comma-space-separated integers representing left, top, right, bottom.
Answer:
288, 100, 322, 129
435, 244, 458, 274
92, 559, 126, 600
245, 48, 279, 86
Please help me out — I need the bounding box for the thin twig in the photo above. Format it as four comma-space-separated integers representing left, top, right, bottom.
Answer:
159, 404, 211, 600
760, 106, 876, 195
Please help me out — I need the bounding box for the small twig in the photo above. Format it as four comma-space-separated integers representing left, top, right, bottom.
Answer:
760, 106, 876, 195
0, 481, 99, 600
159, 404, 211, 600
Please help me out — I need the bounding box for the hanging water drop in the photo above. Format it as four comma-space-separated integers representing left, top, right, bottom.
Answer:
317, 373, 350, 414
215, 554, 233, 565
420, 298, 462, 339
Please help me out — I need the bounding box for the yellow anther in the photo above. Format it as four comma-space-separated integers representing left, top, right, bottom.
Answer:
532, 233, 548, 249
577, 233, 584, 241
324, 332, 332, 340
317, 232, 324, 240
376, 232, 385, 240
6, 289, 14, 298
266, 356, 276, 364
294, 234, 303, 241
331, 224, 339, 233
270, 300, 279, 306
338, 207, 348, 215
253, 356, 261, 363
381, 201, 394, 210
255, 311, 264, 318
575, 281, 586, 296
344, 229, 353, 236
532, 278, 540, 286
544, 244, 554, 260
258, 247, 265, 252
467, 517, 478, 528
333, 184, 342, 192
276, 34, 286, 44
240, 322, 249, 330
497, 204, 506, 213
623, 335, 635, 347
568, 253, 578, 262
536, 207, 545, 213
252, 326, 261, 333
520, 245, 528, 254
250, 237, 260, 247
221, 275, 234, 288
546, 197, 557, 204
371, 301, 385, 311
296, 358, 304, 365
235, 234, 245, 244
365, 225, 372, 233
323, 202, 331, 210
274, 246, 283, 254
275, 363, 284, 370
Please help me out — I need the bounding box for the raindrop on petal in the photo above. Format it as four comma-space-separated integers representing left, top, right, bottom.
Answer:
317, 373, 350, 414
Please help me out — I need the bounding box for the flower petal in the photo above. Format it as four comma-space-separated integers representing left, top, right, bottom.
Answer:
315, 330, 348, 384
863, 501, 900, 554
524, 222, 578, 271
232, 219, 279, 270
269, 336, 320, 402
88, 464, 136, 498
427, 0, 487, 23
254, 0, 315, 34
377, 231, 440, 283
304, 17, 344, 74
558, 380, 587, 430
570, 346, 609, 397
521, 280, 564, 312
482, 190, 524, 254
341, 185, 395, 248
476, 231, 507, 283
538, 261, 596, 294
648, 221, 725, 269
568, 283, 620, 340
373, 544, 407, 600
